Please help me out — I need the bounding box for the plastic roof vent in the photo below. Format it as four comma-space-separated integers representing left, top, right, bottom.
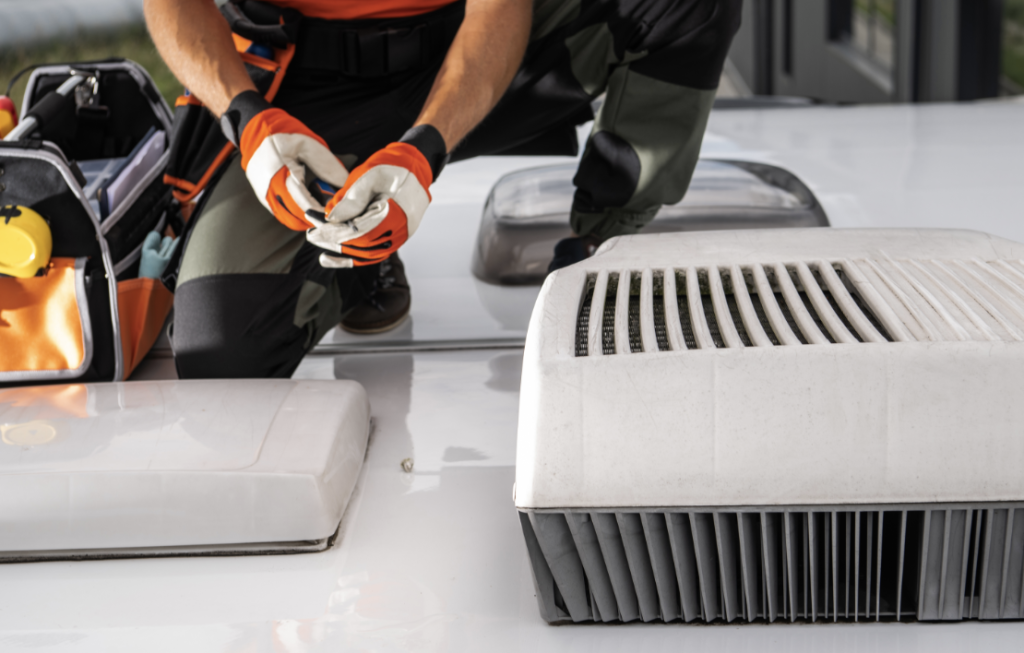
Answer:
0, 380, 370, 560
474, 160, 828, 286
517, 228, 1024, 624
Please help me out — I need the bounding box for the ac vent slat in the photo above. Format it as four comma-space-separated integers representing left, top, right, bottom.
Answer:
952, 261, 1024, 340
627, 294, 643, 353
662, 270, 688, 351
574, 257, 1024, 355
615, 270, 633, 355
676, 292, 698, 349
841, 259, 910, 341
586, 270, 609, 358
685, 268, 715, 349
816, 261, 885, 343
574, 277, 595, 357
729, 264, 774, 347
709, 267, 744, 349
602, 273, 618, 355
639, 269, 661, 352
522, 504, 1024, 624
795, 262, 856, 343
701, 295, 725, 348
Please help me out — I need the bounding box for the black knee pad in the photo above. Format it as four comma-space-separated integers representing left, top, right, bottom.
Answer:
172, 274, 308, 379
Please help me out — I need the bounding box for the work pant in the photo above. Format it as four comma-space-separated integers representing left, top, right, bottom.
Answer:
171, 0, 741, 379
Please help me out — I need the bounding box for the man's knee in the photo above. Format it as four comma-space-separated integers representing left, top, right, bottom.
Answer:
171, 274, 308, 379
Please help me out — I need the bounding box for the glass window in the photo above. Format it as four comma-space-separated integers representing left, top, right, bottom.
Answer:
851, 0, 896, 74
1004, 0, 1024, 95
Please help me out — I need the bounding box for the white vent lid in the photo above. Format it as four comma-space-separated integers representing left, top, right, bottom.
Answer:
0, 380, 369, 555
516, 228, 1024, 509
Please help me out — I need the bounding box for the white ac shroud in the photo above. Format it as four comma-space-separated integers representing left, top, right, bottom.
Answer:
515, 229, 1024, 511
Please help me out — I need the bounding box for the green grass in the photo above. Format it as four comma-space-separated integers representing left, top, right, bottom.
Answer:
0, 25, 181, 112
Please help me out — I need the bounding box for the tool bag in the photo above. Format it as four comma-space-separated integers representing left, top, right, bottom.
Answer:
0, 59, 176, 386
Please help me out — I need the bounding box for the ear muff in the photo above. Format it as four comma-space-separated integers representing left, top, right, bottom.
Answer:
0, 205, 53, 278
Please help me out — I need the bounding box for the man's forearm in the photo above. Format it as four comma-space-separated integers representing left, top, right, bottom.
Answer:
415, 0, 532, 151
144, 0, 255, 116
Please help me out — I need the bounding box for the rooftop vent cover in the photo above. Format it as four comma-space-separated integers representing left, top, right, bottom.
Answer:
516, 228, 1024, 624
473, 160, 828, 286
0, 379, 369, 560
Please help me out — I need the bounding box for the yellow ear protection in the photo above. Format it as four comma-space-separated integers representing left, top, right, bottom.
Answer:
0, 205, 53, 278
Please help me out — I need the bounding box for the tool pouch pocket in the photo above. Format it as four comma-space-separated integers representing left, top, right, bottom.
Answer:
164, 1, 298, 203
0, 258, 93, 383
116, 277, 174, 378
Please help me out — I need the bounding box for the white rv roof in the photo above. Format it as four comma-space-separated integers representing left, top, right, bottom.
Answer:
4, 100, 1024, 650
0, 380, 369, 554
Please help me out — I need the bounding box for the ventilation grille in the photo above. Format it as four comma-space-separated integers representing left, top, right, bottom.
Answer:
520, 505, 1024, 624
575, 259, 1024, 355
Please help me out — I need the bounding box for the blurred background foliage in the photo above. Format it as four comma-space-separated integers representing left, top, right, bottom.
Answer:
0, 25, 180, 111
1006, 0, 1024, 93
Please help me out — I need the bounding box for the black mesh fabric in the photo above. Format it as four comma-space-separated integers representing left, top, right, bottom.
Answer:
105, 176, 173, 267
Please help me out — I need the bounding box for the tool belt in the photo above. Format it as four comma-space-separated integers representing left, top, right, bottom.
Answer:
163, 0, 465, 204
292, 2, 464, 78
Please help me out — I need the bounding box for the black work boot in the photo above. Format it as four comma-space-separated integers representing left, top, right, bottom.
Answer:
341, 253, 411, 334
548, 235, 602, 273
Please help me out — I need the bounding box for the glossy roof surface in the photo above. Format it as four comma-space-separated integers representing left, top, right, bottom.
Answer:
3, 99, 1024, 650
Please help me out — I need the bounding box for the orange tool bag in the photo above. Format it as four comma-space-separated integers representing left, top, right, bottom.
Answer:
1, 60, 176, 386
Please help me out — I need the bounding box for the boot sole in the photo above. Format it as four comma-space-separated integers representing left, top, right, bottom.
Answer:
340, 309, 410, 335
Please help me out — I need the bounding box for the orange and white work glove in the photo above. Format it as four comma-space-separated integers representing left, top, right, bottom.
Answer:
220, 90, 349, 231
305, 125, 448, 268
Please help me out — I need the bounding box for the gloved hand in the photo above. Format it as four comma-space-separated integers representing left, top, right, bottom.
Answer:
306, 125, 448, 268
139, 231, 180, 279
220, 90, 349, 231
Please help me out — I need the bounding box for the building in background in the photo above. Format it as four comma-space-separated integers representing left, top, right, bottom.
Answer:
728, 0, 1024, 103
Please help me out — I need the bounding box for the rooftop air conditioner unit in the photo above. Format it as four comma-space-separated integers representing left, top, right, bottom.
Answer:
515, 228, 1024, 624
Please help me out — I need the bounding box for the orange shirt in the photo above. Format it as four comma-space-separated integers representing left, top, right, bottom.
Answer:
265, 0, 458, 20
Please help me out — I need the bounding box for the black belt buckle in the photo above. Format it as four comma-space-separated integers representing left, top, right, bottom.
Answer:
355, 27, 386, 77
350, 23, 425, 78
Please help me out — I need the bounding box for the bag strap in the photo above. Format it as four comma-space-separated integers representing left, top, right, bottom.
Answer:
220, 0, 302, 48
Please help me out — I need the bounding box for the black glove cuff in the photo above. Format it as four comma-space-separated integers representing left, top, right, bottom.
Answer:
399, 124, 449, 181
220, 90, 273, 147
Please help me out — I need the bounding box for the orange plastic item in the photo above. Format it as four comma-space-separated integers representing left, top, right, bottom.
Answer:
117, 277, 174, 378
0, 95, 17, 139
0, 258, 87, 374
